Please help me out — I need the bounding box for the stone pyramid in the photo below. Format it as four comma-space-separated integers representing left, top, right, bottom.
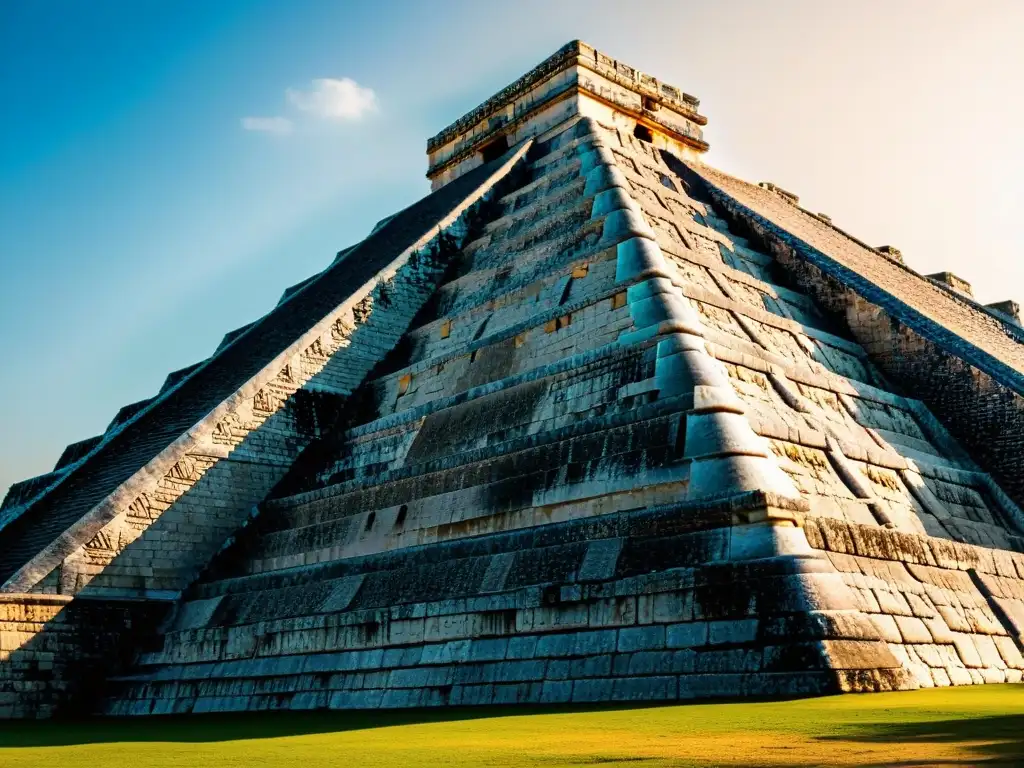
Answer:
3, 41, 1024, 719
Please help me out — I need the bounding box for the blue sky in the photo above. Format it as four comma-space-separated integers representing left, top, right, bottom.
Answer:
2, 1, 1022, 498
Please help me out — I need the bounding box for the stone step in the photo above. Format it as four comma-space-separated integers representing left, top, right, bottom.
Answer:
262, 407, 680, 537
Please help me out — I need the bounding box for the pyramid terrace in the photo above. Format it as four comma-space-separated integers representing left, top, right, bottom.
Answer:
2, 41, 1024, 719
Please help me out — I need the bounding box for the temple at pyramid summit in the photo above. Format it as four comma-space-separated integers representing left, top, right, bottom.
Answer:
5, 40, 1024, 719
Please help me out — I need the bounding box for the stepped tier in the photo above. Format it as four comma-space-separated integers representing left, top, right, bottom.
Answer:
104, 118, 1024, 715
3, 41, 1023, 718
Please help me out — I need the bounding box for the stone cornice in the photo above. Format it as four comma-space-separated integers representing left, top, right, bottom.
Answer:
426, 80, 709, 180
426, 40, 706, 154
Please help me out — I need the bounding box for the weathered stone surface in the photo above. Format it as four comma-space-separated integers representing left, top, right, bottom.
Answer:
1, 40, 1022, 718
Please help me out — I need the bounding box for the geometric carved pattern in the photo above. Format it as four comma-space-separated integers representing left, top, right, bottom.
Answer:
352, 295, 373, 324
212, 412, 248, 447
83, 523, 130, 566
126, 492, 159, 522
54, 295, 374, 593
332, 314, 356, 344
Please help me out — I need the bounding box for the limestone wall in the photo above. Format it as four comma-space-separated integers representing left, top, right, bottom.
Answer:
685, 161, 1024, 511
806, 518, 1024, 687
0, 594, 164, 718
105, 495, 911, 715
92, 118, 863, 714
610, 137, 1024, 552
105, 514, 1024, 715
99, 115, 1024, 716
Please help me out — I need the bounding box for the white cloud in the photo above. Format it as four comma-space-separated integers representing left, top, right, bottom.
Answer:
286, 78, 377, 121
241, 116, 294, 135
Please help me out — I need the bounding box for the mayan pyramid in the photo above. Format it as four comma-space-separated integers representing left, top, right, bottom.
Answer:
3, 40, 1024, 719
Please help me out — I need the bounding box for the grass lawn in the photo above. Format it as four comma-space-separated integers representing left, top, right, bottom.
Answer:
1, 685, 1022, 767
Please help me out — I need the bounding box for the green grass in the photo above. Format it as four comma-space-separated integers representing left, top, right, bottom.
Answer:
1, 685, 1022, 767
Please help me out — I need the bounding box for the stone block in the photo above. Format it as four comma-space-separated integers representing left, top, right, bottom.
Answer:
980, 668, 1007, 684
559, 585, 583, 603
479, 554, 515, 593
380, 689, 422, 709
573, 630, 618, 656
696, 648, 761, 674
571, 655, 612, 679
398, 647, 424, 667
420, 640, 471, 665
450, 684, 493, 706
389, 666, 453, 690
761, 611, 879, 642
381, 649, 406, 669
833, 668, 916, 693
910, 644, 944, 668
536, 633, 574, 658
873, 589, 913, 617
822, 640, 900, 670
667, 622, 708, 649
571, 678, 615, 702
539, 680, 573, 703
930, 667, 951, 687
651, 592, 692, 623
495, 660, 547, 683
678, 673, 744, 699
171, 598, 223, 631
578, 539, 624, 582
708, 619, 758, 646
972, 635, 1007, 670
588, 597, 637, 627
290, 691, 328, 710
320, 576, 366, 613
545, 659, 570, 681
993, 636, 1024, 669
868, 615, 903, 644
614, 238, 665, 283
602, 208, 656, 246
922, 617, 955, 644
492, 683, 535, 705
505, 635, 539, 660
611, 676, 677, 701
893, 616, 932, 644
627, 650, 696, 675
617, 626, 665, 652
951, 634, 984, 668
468, 638, 508, 662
